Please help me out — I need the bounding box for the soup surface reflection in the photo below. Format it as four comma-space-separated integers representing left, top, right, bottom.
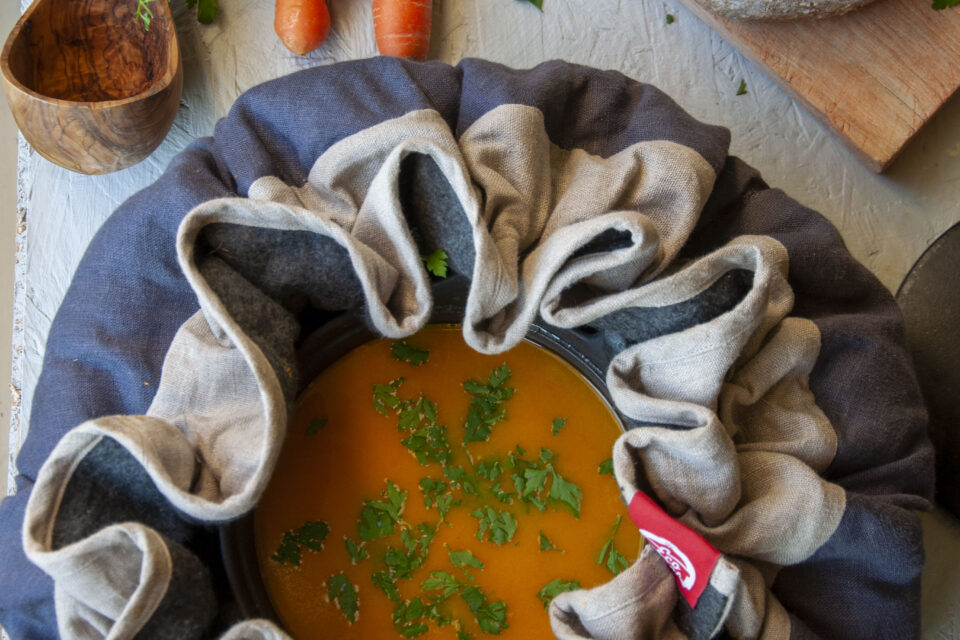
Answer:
255, 325, 640, 639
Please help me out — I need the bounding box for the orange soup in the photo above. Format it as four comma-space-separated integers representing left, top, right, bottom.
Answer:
255, 325, 640, 639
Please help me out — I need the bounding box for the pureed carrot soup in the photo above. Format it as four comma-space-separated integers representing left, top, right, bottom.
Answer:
255, 325, 641, 639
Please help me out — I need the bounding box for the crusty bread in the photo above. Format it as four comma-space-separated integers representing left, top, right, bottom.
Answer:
695, 0, 877, 20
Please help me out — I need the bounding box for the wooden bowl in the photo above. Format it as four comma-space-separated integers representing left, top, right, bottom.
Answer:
0, 0, 182, 174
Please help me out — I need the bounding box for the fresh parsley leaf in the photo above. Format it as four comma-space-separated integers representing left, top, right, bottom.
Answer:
134, 0, 154, 30
522, 467, 550, 498
372, 570, 402, 601
358, 504, 395, 541
391, 341, 430, 366
306, 418, 328, 435
373, 378, 405, 416
548, 468, 583, 518
537, 578, 581, 609
666, 12, 675, 23
196, 0, 218, 23
598, 458, 614, 475
422, 249, 449, 278
463, 365, 514, 443
393, 598, 430, 637
449, 548, 485, 577
402, 421, 453, 466
488, 364, 511, 389
476, 458, 503, 482
457, 631, 473, 640
358, 481, 408, 541
271, 520, 330, 565
345, 537, 368, 564
489, 482, 516, 505
520, 0, 543, 10
551, 417, 566, 436
596, 515, 629, 575
443, 465, 482, 498
539, 530, 559, 552
419, 477, 448, 507
471, 506, 518, 545
327, 573, 359, 623
461, 586, 509, 634
421, 570, 462, 600
736, 79, 748, 96
933, 0, 959, 9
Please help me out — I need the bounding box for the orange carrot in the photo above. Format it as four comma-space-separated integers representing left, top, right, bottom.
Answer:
372, 0, 432, 60
275, 0, 330, 56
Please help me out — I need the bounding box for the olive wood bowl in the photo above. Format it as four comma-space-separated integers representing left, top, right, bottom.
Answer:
1, 0, 182, 174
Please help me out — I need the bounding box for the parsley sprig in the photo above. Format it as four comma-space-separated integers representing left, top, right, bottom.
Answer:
537, 578, 581, 609
597, 514, 629, 575
392, 341, 430, 366
463, 365, 514, 443
271, 520, 330, 566
327, 573, 360, 623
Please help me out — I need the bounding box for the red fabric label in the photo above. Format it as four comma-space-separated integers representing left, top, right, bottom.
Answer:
628, 491, 721, 609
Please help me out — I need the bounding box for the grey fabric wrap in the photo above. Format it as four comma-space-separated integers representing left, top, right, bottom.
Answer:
9, 58, 932, 640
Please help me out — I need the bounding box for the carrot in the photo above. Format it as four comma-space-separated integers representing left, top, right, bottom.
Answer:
275, 0, 330, 56
372, 0, 432, 60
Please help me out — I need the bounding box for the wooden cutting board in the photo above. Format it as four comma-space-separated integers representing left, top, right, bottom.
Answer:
677, 0, 960, 172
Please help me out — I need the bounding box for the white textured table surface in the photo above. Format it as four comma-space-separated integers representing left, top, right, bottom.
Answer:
7, 0, 960, 636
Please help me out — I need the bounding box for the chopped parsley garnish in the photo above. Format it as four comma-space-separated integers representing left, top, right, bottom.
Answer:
421, 570, 463, 599
393, 597, 431, 637
449, 548, 485, 577
507, 447, 583, 517
666, 12, 675, 23
422, 249, 449, 278
933, 0, 959, 9
463, 364, 515, 443
345, 537, 369, 564
539, 530, 559, 552
306, 417, 328, 436
461, 586, 509, 634
372, 570, 402, 601
374, 378, 406, 416
537, 578, 581, 609
471, 506, 518, 546
358, 481, 408, 541
327, 572, 359, 623
392, 340, 430, 366
284, 342, 634, 636
271, 520, 329, 566
596, 515, 629, 575
736, 79, 748, 96
551, 417, 566, 436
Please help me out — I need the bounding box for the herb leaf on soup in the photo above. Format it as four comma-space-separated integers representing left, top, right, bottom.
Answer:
596, 514, 630, 575
537, 578, 581, 609
539, 530, 559, 552
463, 364, 515, 443
392, 340, 430, 366
373, 378, 405, 416
551, 417, 566, 435
271, 520, 330, 566
471, 506, 518, 546
327, 572, 359, 623
345, 537, 369, 564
